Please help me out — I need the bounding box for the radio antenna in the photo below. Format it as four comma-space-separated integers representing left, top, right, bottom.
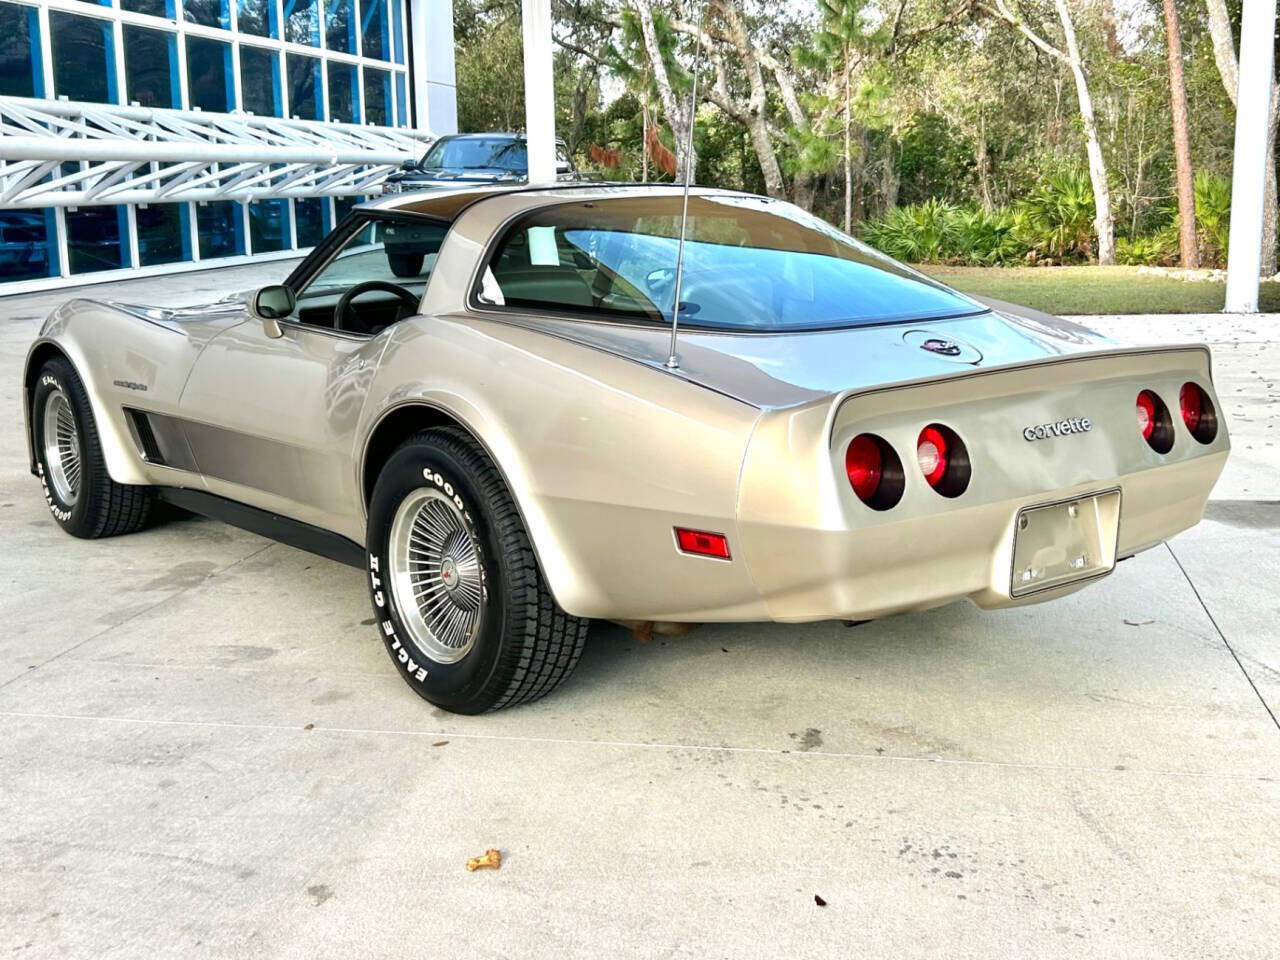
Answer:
664, 2, 707, 370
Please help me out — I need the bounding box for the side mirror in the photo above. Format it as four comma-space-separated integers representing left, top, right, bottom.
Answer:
250, 284, 296, 339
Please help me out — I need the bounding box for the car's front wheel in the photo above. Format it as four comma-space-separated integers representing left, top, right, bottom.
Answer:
366, 428, 589, 713
31, 357, 151, 537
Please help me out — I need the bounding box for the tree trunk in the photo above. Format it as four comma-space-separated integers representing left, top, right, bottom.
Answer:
718, 0, 786, 198
1204, 0, 1238, 106
632, 0, 694, 180
1100, 0, 1121, 57
843, 49, 852, 233
882, 139, 899, 212
641, 94, 649, 183
752, 46, 820, 209
792, 170, 817, 211
976, 110, 993, 211
1163, 0, 1199, 268
1055, 0, 1115, 264
1263, 88, 1280, 275
852, 125, 866, 223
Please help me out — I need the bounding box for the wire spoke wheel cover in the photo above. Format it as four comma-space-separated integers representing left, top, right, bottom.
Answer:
388, 487, 486, 664
42, 388, 81, 506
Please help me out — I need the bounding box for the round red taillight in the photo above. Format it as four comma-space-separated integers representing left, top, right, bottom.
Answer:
1136, 390, 1174, 453
917, 426, 948, 487
1179, 384, 1201, 433
1136, 390, 1157, 440
916, 423, 970, 497
1179, 382, 1218, 444
844, 433, 904, 510
845, 434, 882, 501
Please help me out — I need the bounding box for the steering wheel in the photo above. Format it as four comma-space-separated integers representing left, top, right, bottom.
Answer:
334, 280, 420, 333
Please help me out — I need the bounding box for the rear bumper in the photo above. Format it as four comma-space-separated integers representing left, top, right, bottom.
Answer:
729, 345, 1229, 623
735, 452, 1226, 621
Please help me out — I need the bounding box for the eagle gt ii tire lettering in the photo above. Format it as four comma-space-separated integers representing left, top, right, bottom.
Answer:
365, 427, 589, 714
31, 357, 151, 538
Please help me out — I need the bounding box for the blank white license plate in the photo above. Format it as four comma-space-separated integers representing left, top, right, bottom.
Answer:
1010, 490, 1121, 598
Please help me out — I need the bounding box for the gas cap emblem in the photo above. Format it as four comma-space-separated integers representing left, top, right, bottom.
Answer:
902, 329, 983, 364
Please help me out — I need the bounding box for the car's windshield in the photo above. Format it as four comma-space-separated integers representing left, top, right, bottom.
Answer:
422, 137, 528, 172
477, 194, 984, 331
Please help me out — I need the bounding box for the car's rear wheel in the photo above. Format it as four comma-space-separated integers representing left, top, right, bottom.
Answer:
31, 357, 151, 537
366, 427, 589, 713
386, 252, 424, 278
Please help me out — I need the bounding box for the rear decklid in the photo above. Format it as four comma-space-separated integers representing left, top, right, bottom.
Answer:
508, 303, 1118, 409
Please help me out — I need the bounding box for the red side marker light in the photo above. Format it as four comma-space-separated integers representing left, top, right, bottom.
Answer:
675, 528, 731, 559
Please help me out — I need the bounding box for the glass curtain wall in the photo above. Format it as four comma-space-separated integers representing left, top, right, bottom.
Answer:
0, 0, 413, 286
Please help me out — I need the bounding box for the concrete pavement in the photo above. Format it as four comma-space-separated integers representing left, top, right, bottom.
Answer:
1, 265, 1277, 958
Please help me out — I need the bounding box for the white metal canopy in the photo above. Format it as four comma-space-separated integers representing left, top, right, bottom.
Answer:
0, 96, 433, 209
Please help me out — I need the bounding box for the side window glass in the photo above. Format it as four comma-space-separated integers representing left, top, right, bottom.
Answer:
290, 215, 447, 331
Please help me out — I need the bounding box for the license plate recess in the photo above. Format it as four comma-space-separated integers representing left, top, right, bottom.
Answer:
1010, 490, 1121, 598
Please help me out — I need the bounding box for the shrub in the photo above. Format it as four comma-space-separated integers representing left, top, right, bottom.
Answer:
951, 207, 1021, 265
1194, 172, 1231, 267
861, 198, 958, 262
1116, 232, 1175, 266
1016, 168, 1097, 261
861, 202, 1021, 265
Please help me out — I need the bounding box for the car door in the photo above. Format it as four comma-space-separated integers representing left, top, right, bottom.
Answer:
177, 317, 381, 542
176, 213, 430, 542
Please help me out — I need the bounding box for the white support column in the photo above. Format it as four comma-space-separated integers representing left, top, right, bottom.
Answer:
409, 0, 456, 134
1224, 0, 1278, 314
520, 0, 554, 183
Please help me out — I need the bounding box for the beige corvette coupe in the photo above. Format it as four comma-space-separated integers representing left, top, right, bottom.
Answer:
23, 183, 1228, 713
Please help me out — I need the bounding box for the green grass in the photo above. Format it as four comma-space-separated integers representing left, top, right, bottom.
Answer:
915, 264, 1280, 315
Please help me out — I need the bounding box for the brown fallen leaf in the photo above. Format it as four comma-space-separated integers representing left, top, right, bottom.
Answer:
303, 723, 315, 730
466, 848, 501, 872
814, 894, 827, 907
432, 740, 449, 747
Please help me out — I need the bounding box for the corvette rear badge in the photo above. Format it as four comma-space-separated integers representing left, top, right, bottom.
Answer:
1023, 418, 1092, 441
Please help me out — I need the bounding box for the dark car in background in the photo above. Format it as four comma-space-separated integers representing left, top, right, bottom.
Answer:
379, 133, 584, 195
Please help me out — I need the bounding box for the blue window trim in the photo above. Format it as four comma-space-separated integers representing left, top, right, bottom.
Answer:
116, 205, 132, 267
222, 41, 235, 109
391, 0, 403, 65
27, 6, 45, 98
44, 209, 60, 277
103, 20, 119, 104
270, 53, 282, 116
179, 204, 192, 261
167, 33, 181, 108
